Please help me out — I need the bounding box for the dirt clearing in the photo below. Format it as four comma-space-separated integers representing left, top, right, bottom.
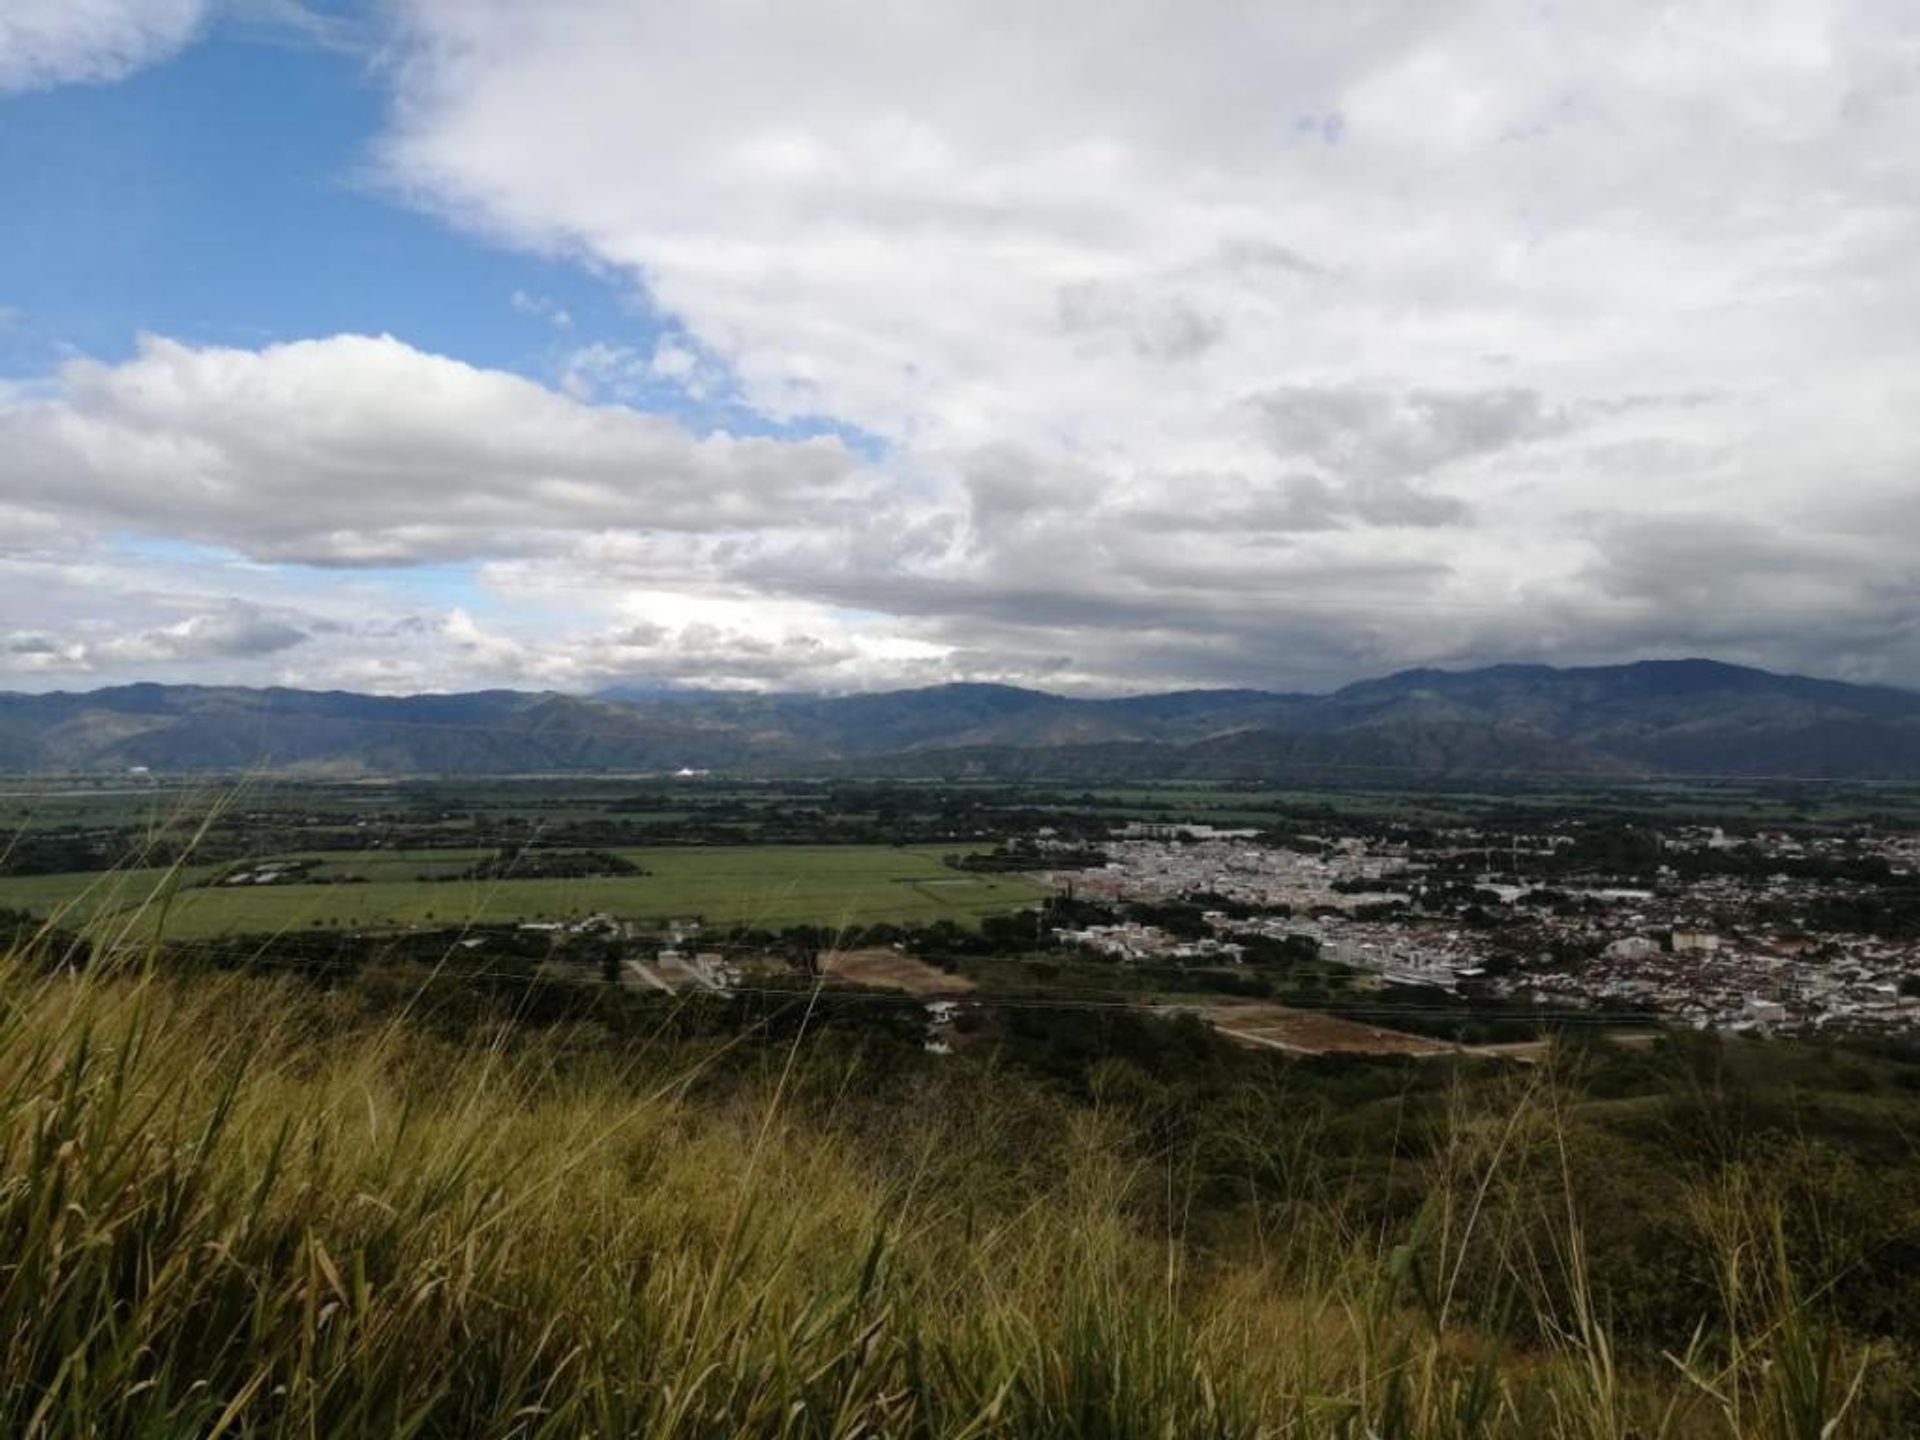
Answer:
1197, 1002, 1455, 1057
822, 947, 976, 995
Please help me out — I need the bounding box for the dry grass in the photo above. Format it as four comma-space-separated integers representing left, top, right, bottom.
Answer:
0, 849, 1902, 1436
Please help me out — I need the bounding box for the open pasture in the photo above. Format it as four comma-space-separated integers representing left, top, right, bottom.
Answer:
0, 844, 1047, 940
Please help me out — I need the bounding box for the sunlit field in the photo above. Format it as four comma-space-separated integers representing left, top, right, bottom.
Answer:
0, 844, 1046, 940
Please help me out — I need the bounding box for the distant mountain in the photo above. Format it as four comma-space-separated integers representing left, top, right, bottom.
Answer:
3, 659, 1919, 779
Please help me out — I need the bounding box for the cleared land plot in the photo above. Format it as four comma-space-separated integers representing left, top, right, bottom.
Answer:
0, 867, 218, 929
822, 947, 976, 995
1198, 1002, 1456, 1057
0, 846, 1047, 940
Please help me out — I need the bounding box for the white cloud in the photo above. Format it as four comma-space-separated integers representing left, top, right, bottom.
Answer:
1, 0, 207, 92
351, 0, 1920, 690
89, 601, 310, 664
0, 332, 868, 565
510, 290, 572, 328
557, 335, 725, 403
556, 340, 643, 402
428, 595, 952, 694
378, 0, 1918, 451
10, 1, 1920, 694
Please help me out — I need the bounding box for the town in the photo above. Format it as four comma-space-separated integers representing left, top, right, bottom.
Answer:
6, 774, 1919, 1045
1044, 820, 1920, 1034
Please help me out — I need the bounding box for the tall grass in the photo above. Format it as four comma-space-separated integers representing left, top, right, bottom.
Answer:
0, 928, 1903, 1433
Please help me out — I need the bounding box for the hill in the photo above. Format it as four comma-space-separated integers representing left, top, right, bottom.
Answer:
1, 933, 1915, 1435
3, 658, 1919, 778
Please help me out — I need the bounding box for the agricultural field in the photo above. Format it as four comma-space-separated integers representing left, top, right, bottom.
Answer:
0, 866, 218, 934
1074, 780, 1920, 828
0, 843, 1048, 941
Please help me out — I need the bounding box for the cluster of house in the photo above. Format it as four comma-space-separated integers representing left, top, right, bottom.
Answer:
643, 917, 741, 991
515, 913, 742, 993
1051, 920, 1245, 964
1514, 925, 1916, 1032
1044, 822, 1920, 1034
217, 858, 320, 886
1062, 833, 1403, 911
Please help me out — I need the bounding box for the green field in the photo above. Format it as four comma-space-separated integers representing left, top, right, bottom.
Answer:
0, 845, 1048, 940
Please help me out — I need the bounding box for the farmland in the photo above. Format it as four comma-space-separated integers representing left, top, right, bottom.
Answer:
4, 771, 1917, 1043
0, 843, 1048, 940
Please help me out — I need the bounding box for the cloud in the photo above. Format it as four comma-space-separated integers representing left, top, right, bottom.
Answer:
245, 596, 953, 696
557, 336, 734, 404
1056, 281, 1225, 362
510, 290, 572, 329
95, 603, 312, 663
1566, 513, 1920, 673
1, 0, 207, 92
1249, 385, 1562, 481
344, 0, 1920, 692
11, 1, 1920, 695
0, 599, 313, 680
0, 332, 868, 565
376, 1, 1918, 452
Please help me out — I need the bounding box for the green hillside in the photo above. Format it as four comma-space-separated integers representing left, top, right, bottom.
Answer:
7, 660, 1920, 779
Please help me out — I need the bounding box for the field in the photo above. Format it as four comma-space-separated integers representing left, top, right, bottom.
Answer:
1073, 780, 1920, 828
0, 844, 1048, 940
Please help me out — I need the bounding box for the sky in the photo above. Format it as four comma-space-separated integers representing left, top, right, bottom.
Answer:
1, 0, 1917, 697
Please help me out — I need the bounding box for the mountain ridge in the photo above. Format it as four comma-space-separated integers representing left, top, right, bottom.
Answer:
3, 659, 1918, 779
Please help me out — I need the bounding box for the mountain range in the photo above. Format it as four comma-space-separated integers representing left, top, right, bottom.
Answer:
3, 658, 1919, 780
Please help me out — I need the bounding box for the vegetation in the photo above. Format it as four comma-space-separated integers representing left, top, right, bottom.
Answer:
0, 843, 1047, 939
0, 894, 1916, 1434
1, 783, 1918, 1434
8, 660, 1920, 781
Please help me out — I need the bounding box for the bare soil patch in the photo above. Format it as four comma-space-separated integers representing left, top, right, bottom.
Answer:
822, 947, 976, 995
1197, 1002, 1455, 1057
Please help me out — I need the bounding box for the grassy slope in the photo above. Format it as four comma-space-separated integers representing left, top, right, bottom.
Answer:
0, 944, 1910, 1437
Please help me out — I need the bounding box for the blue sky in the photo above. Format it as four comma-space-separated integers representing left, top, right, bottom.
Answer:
0, 10, 865, 448
0, 17, 622, 374
1, 8, 708, 681
0, 3, 904, 695
1, 1, 1916, 695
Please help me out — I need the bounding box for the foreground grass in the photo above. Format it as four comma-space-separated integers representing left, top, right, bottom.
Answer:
0, 941, 1908, 1437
